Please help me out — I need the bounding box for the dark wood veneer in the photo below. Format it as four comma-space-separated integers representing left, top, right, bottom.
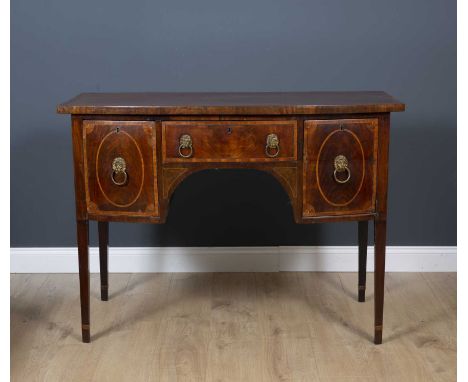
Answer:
303, 118, 378, 216
162, 120, 297, 163
83, 120, 159, 217
59, 91, 404, 345
57, 91, 405, 115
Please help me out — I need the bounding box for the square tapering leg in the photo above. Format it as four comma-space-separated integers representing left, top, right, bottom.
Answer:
98, 221, 109, 301
374, 219, 387, 344
77, 220, 90, 343
358, 221, 368, 302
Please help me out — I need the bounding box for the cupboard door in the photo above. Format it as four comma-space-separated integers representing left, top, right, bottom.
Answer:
83, 120, 158, 217
303, 119, 378, 216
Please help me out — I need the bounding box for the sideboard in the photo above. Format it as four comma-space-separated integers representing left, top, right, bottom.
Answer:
57, 91, 405, 344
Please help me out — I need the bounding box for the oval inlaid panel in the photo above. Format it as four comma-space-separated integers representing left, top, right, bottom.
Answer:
316, 129, 365, 207
96, 130, 144, 208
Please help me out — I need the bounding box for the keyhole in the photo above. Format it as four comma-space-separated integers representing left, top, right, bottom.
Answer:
339, 124, 344, 131
116, 127, 120, 133
226, 127, 232, 135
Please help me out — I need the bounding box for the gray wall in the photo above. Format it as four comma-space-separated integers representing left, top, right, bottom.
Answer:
11, 0, 456, 247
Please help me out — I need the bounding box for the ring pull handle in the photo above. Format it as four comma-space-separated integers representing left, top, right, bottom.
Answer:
178, 134, 193, 158
333, 155, 351, 184
111, 157, 128, 186
265, 133, 280, 158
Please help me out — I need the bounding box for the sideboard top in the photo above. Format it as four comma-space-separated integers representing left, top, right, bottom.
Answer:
57, 91, 405, 115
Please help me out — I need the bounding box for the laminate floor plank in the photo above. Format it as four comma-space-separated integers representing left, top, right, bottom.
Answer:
255, 273, 321, 381
206, 273, 264, 382
157, 273, 213, 382
301, 272, 371, 345
366, 273, 455, 382
11, 272, 456, 382
91, 274, 170, 382
422, 273, 457, 316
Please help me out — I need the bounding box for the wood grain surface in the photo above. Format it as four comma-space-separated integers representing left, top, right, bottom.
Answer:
303, 118, 378, 216
57, 92, 405, 115
162, 120, 297, 163
83, 120, 159, 217
11, 272, 455, 382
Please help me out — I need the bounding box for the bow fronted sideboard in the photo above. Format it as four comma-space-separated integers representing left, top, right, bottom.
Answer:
57, 91, 405, 344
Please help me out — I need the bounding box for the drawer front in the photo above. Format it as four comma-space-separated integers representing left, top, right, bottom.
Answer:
83, 120, 158, 216
303, 118, 378, 216
162, 120, 297, 163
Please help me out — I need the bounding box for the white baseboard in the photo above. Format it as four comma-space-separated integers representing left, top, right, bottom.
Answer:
10, 246, 456, 273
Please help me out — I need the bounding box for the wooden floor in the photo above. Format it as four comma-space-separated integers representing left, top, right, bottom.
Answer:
11, 272, 456, 382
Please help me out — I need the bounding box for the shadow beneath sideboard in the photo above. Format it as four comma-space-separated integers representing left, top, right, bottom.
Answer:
89, 272, 449, 345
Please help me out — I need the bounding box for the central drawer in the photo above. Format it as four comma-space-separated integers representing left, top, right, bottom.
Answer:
162, 120, 297, 163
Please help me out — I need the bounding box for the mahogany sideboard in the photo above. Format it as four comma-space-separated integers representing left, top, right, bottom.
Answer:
57, 91, 405, 344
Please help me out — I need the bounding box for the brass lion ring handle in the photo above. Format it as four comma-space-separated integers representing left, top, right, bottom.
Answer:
178, 134, 193, 158
111, 157, 128, 186
333, 155, 351, 184
265, 133, 280, 158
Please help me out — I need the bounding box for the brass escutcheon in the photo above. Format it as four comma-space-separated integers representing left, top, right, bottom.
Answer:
111, 157, 128, 186
265, 133, 280, 158
333, 155, 351, 184
178, 134, 193, 158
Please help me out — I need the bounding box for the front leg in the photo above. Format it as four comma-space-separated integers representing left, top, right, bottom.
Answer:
374, 219, 387, 344
358, 221, 368, 302
98, 221, 109, 301
77, 220, 90, 343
